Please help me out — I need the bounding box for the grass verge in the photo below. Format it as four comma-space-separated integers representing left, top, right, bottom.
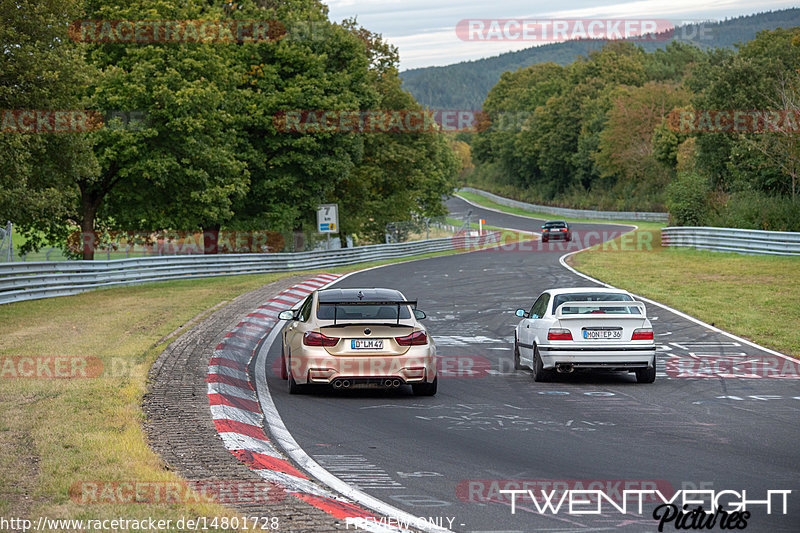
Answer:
0, 237, 527, 529
570, 230, 800, 357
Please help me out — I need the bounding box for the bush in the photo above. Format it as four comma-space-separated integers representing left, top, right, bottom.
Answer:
708, 190, 800, 231
666, 172, 711, 226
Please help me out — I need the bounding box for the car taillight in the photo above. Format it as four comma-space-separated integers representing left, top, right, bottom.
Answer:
632, 328, 654, 341
542, 228, 549, 232
561, 228, 567, 232
547, 328, 573, 341
396, 331, 428, 346
303, 331, 339, 346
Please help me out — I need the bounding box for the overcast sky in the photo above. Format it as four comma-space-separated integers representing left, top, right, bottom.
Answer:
324, 0, 799, 70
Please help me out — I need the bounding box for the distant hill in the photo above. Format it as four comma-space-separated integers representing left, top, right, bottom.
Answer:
400, 8, 800, 110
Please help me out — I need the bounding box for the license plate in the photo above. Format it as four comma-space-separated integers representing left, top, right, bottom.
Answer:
583, 330, 622, 340
351, 339, 383, 350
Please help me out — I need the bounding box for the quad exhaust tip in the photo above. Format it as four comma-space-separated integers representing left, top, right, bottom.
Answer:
332, 378, 404, 389
332, 379, 351, 389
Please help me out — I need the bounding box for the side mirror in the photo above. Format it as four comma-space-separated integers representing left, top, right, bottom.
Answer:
414, 309, 426, 320
515, 309, 529, 318
278, 310, 295, 320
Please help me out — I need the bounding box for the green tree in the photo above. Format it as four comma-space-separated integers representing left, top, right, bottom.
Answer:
331, 23, 458, 243
0, 0, 96, 254
80, 0, 250, 258
226, 6, 377, 239
691, 28, 800, 194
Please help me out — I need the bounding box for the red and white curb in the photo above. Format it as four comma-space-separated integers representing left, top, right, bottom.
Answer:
208, 273, 417, 532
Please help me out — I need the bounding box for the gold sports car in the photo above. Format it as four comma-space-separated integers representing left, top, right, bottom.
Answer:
278, 288, 438, 395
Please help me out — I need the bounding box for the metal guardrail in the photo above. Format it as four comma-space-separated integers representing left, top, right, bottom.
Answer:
661, 226, 800, 256
459, 187, 670, 222
0, 232, 501, 305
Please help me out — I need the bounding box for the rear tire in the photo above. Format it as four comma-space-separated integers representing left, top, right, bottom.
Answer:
287, 356, 303, 394
532, 345, 553, 382
636, 359, 657, 383
513, 336, 523, 370
413, 376, 437, 396
279, 341, 288, 380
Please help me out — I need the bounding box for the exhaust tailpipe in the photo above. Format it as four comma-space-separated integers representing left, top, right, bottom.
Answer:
332, 379, 343, 389
341, 379, 351, 388
556, 364, 574, 374
384, 379, 394, 388
392, 379, 402, 387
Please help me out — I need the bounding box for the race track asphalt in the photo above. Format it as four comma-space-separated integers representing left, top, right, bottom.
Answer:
264, 196, 800, 532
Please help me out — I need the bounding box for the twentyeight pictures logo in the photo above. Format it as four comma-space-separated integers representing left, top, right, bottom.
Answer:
456, 19, 674, 41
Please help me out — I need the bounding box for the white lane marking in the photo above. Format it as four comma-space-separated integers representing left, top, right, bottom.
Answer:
435, 335, 506, 346
314, 455, 405, 490
218, 433, 276, 455
254, 320, 449, 533
239, 316, 276, 327
208, 382, 257, 402
208, 365, 249, 382
558, 250, 796, 362
670, 341, 742, 350
210, 404, 262, 427
253, 468, 336, 498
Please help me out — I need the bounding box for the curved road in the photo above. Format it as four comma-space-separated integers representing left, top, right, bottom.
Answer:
264, 196, 799, 532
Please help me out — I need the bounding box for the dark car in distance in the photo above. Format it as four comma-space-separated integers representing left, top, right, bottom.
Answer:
541, 220, 571, 242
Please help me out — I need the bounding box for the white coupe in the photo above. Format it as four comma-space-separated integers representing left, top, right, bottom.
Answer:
513, 287, 657, 383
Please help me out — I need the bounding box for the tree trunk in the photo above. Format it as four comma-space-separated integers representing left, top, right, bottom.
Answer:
203, 225, 221, 254
292, 226, 304, 252
80, 189, 100, 261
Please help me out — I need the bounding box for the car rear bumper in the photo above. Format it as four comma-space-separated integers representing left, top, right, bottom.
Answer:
291, 352, 437, 385
538, 345, 656, 369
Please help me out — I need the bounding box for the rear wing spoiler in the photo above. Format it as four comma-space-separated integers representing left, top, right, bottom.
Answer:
554, 301, 646, 319
318, 300, 417, 326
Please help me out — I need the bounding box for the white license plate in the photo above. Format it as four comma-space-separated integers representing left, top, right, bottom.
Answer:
351, 339, 384, 350
583, 330, 622, 340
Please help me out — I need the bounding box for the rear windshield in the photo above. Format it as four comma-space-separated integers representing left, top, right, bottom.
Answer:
317, 304, 411, 320
544, 222, 567, 228
552, 293, 639, 315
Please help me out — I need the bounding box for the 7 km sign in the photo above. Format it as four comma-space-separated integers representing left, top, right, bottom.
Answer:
317, 204, 339, 234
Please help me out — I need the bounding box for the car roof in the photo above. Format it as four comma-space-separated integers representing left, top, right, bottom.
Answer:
317, 288, 408, 303
545, 287, 631, 296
